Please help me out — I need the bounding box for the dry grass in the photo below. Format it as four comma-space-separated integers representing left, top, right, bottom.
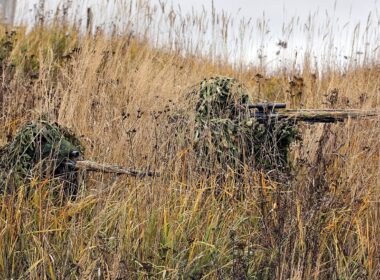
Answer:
0, 1, 379, 279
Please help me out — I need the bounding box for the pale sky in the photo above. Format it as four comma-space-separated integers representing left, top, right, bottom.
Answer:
13, 0, 380, 68
168, 0, 379, 28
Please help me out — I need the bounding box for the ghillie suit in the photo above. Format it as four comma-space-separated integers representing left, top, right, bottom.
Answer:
0, 121, 83, 198
190, 76, 298, 182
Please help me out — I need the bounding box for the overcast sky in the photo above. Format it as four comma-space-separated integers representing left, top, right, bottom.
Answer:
16, 0, 379, 30
13, 0, 380, 67
168, 0, 379, 26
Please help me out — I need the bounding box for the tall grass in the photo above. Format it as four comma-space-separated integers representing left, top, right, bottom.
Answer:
0, 0, 379, 279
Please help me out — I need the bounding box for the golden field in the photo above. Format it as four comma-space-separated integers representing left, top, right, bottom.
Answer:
0, 1, 379, 279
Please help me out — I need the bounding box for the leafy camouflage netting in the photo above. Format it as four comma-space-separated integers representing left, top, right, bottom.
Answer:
189, 76, 298, 179
0, 121, 83, 197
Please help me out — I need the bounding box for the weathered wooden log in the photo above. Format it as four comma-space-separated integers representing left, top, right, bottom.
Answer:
74, 160, 159, 177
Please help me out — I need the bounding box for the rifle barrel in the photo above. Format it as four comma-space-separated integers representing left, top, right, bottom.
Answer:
252, 109, 380, 123
275, 109, 380, 123
74, 160, 159, 177
248, 103, 286, 111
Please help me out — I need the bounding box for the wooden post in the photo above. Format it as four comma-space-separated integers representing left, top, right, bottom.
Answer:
86, 7, 93, 33
0, 0, 17, 24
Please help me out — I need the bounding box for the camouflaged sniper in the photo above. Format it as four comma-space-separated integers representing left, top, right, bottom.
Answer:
193, 76, 298, 177
191, 76, 380, 179
0, 121, 83, 196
